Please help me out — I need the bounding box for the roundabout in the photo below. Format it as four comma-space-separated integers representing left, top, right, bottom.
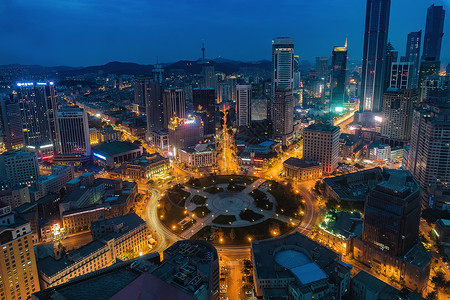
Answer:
157, 175, 306, 245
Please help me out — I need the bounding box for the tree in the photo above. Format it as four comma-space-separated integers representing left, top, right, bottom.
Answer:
242, 282, 253, 294
426, 290, 438, 300
432, 272, 446, 290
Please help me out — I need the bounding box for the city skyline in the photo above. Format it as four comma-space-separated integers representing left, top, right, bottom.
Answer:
1, 0, 449, 66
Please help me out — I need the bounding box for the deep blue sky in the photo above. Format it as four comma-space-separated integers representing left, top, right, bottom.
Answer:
0, 0, 449, 67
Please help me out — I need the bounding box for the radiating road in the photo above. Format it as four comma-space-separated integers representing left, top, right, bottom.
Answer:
144, 188, 181, 253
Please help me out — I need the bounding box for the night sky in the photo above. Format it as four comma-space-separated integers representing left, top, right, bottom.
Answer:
1, 0, 449, 67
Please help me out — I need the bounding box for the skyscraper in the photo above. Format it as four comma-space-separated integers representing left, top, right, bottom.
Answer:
362, 169, 420, 257
422, 4, 445, 61
152, 58, 164, 83
360, 0, 391, 113
381, 89, 416, 143
56, 106, 91, 158
330, 40, 347, 112
201, 65, 216, 89
236, 85, 252, 127
16, 82, 58, 153
272, 88, 294, 146
145, 82, 164, 132
134, 76, 152, 115
383, 42, 398, 92
0, 94, 24, 151
193, 88, 216, 136
163, 88, 186, 129
315, 57, 329, 80
408, 82, 450, 210
0, 206, 40, 300
271, 38, 294, 144
405, 30, 422, 88
270, 37, 294, 120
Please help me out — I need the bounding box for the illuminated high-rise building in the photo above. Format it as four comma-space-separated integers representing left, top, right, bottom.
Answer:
405, 30, 422, 88
360, 0, 391, 113
303, 124, 340, 174
383, 42, 398, 92
330, 40, 347, 112
236, 85, 252, 127
381, 89, 416, 143
0, 95, 24, 151
315, 57, 329, 80
362, 170, 420, 257
163, 88, 186, 129
144, 82, 164, 132
193, 88, 216, 136
202, 65, 216, 89
389, 62, 412, 90
270, 37, 294, 120
0, 206, 40, 300
152, 58, 164, 83
168, 116, 204, 156
16, 82, 58, 155
56, 106, 91, 159
422, 4, 445, 61
0, 150, 39, 189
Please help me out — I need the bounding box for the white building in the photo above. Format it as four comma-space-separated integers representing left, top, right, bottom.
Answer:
236, 85, 252, 127
179, 143, 217, 169
303, 124, 340, 174
30, 165, 74, 201
56, 106, 91, 157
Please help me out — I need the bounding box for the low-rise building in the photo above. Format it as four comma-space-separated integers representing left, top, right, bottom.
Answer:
61, 179, 137, 233
317, 210, 363, 255
283, 157, 322, 181
30, 165, 74, 201
92, 140, 143, 168
148, 130, 169, 152
32, 241, 219, 300
251, 232, 351, 300
179, 143, 217, 169
121, 153, 169, 180
0, 185, 30, 209
367, 142, 391, 161
436, 219, 450, 246
351, 270, 425, 300
323, 167, 384, 202
36, 213, 150, 289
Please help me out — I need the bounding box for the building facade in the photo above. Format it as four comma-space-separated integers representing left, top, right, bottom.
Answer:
56, 106, 91, 158
422, 4, 445, 61
272, 87, 294, 146
381, 89, 416, 142
236, 85, 252, 127
0, 95, 25, 151
360, 0, 391, 112
163, 88, 186, 129
193, 88, 216, 136
168, 116, 204, 155
330, 41, 347, 112
0, 151, 39, 189
0, 206, 40, 300
283, 157, 322, 181
303, 124, 340, 174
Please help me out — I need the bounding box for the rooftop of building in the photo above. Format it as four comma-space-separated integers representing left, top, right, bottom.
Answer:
92, 140, 142, 157
322, 167, 384, 202
37, 240, 106, 277
353, 271, 425, 300
283, 157, 321, 169
304, 123, 339, 133
378, 169, 419, 195
33, 253, 160, 300
251, 232, 349, 281
66, 172, 93, 185
319, 209, 363, 240
180, 143, 216, 154
122, 153, 168, 166
437, 219, 450, 227
91, 213, 146, 239
401, 241, 431, 269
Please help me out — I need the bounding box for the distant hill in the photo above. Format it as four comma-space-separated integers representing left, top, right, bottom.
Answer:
0, 58, 274, 78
